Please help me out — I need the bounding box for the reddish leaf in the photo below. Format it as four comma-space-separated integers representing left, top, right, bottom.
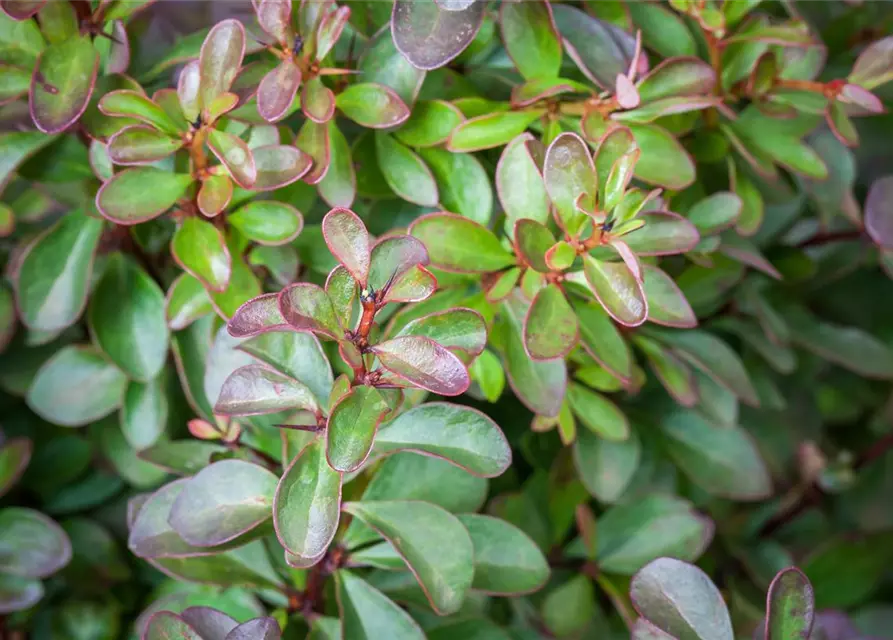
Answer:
228, 292, 290, 338
621, 211, 700, 256
278, 283, 343, 339
207, 129, 257, 188
322, 207, 371, 284
199, 19, 246, 108
258, 60, 301, 123
371, 336, 471, 396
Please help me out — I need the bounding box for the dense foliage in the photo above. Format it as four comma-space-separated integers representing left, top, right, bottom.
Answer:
2, 0, 893, 638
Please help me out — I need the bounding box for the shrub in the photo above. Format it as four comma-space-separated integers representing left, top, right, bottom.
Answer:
1, 0, 893, 638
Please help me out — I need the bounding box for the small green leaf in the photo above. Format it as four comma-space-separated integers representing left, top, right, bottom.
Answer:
336, 570, 425, 640
143, 612, 202, 640
295, 118, 330, 184
544, 132, 594, 237
318, 121, 356, 209
274, 438, 342, 560
458, 513, 549, 595
326, 386, 389, 473
583, 254, 647, 327
97, 168, 194, 224
343, 500, 474, 615
500, 0, 561, 80
27, 346, 127, 427
394, 100, 464, 148
622, 212, 700, 256
417, 147, 493, 224
573, 299, 634, 382
524, 284, 578, 360
253, 144, 312, 190
199, 19, 245, 108
642, 264, 697, 328
107, 125, 183, 164
88, 253, 169, 381
628, 123, 696, 189
121, 378, 168, 451
336, 82, 410, 128
631, 558, 733, 640
169, 459, 277, 547
372, 402, 511, 477
687, 192, 742, 236
0, 507, 70, 578
15, 210, 102, 332
766, 567, 815, 640
228, 200, 303, 246
99, 90, 184, 135
214, 364, 319, 416
197, 174, 233, 216
171, 217, 231, 292
410, 213, 513, 273
375, 132, 439, 207
30, 35, 98, 133
448, 110, 544, 153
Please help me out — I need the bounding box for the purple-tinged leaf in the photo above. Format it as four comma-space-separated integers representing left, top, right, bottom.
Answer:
496, 133, 549, 230
501, 290, 567, 417
166, 274, 212, 331
642, 264, 697, 328
302, 76, 335, 123
316, 5, 350, 60
511, 77, 589, 108
336, 82, 410, 128
524, 284, 578, 360
384, 265, 437, 304
718, 234, 781, 280
0, 438, 31, 499
179, 608, 238, 640
371, 336, 470, 396
396, 308, 487, 356
621, 211, 700, 256
583, 254, 647, 327
326, 386, 389, 473
171, 217, 231, 292
322, 207, 371, 284
177, 60, 201, 123
295, 118, 330, 184
252, 144, 312, 190
0, 507, 70, 578
500, 0, 561, 81
613, 95, 723, 123
96, 168, 193, 225
225, 618, 281, 640
199, 19, 246, 108
410, 213, 512, 273
392, 0, 486, 71
551, 4, 639, 90
544, 132, 595, 237
865, 175, 893, 250
369, 234, 430, 292
228, 293, 289, 338
636, 57, 716, 103
848, 35, 893, 91
143, 612, 202, 640
169, 460, 277, 547
257, 0, 293, 45
30, 35, 98, 134
208, 129, 257, 188
0, 0, 45, 19
326, 266, 356, 330
359, 25, 426, 106
214, 364, 319, 416
197, 173, 233, 217
278, 283, 342, 339
274, 438, 342, 560
258, 60, 301, 123
838, 83, 883, 113
766, 567, 815, 640
107, 125, 184, 165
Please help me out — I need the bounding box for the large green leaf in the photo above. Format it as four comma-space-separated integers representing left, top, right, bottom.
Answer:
375, 132, 438, 207
343, 500, 474, 615
30, 35, 98, 133
239, 330, 334, 405
336, 570, 425, 640
27, 346, 127, 427
417, 147, 493, 224
326, 386, 389, 473
88, 254, 169, 381
198, 19, 245, 108
766, 567, 815, 640
410, 213, 513, 273
336, 83, 410, 128
500, 0, 561, 80
171, 217, 231, 293
567, 383, 628, 441
359, 27, 425, 105
97, 168, 194, 225
15, 211, 102, 332
0, 507, 70, 578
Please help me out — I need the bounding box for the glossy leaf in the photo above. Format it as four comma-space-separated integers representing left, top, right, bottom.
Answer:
322, 207, 370, 284
766, 567, 815, 640
98, 90, 182, 135
336, 83, 410, 128
326, 386, 390, 473
417, 147, 493, 224
500, 0, 561, 80
394, 100, 464, 147
622, 212, 700, 256
544, 132, 594, 236
318, 121, 356, 208
30, 35, 98, 134
524, 284, 578, 360
497, 133, 549, 230
97, 168, 193, 225
171, 217, 231, 292
278, 283, 342, 339
253, 144, 312, 190
337, 570, 425, 640
359, 26, 425, 105
229, 201, 303, 246
199, 19, 245, 108
392, 0, 486, 70
375, 132, 438, 207
410, 213, 513, 273
448, 111, 543, 153
208, 129, 257, 188
583, 254, 648, 327
215, 364, 319, 416
628, 124, 696, 189
395, 308, 487, 356
0, 507, 70, 578
642, 264, 697, 328
371, 336, 470, 396
567, 383, 629, 441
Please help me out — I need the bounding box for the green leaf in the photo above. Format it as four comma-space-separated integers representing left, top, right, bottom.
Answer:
215, 364, 319, 416
849, 34, 893, 90
0, 12, 44, 67
208, 129, 256, 189
0, 573, 43, 615
228, 200, 303, 246
0, 507, 70, 578
143, 612, 202, 640
359, 27, 425, 105
171, 217, 231, 292
0, 438, 30, 499
199, 19, 245, 109
337, 570, 425, 640
98, 90, 184, 135
410, 213, 513, 273
87, 254, 168, 381
634, 335, 698, 405
730, 109, 827, 179
448, 110, 543, 153
457, 513, 549, 595
274, 438, 342, 560
583, 254, 647, 327
802, 534, 893, 609
417, 147, 493, 224
572, 299, 634, 381
239, 330, 333, 405
541, 575, 596, 637
278, 283, 342, 339
97, 168, 194, 225
551, 4, 636, 90
343, 500, 474, 615
253, 144, 312, 190
642, 264, 697, 328
208, 258, 262, 320
626, 3, 696, 58
171, 316, 215, 419
138, 440, 226, 476
622, 212, 700, 256
226, 618, 280, 640
628, 124, 696, 189
169, 460, 277, 547
30, 35, 98, 133
107, 125, 183, 164
27, 346, 127, 427
318, 121, 356, 209
497, 133, 549, 231
524, 284, 578, 360
121, 378, 168, 451
567, 383, 628, 441
660, 408, 772, 500
372, 402, 511, 477
15, 210, 102, 332
371, 336, 470, 396
501, 290, 567, 417
766, 567, 815, 640
595, 495, 713, 575
197, 174, 233, 216
574, 427, 640, 503
631, 558, 733, 640
336, 83, 410, 128
375, 132, 438, 207
326, 386, 389, 473
686, 192, 742, 236
392, 0, 485, 70
394, 100, 464, 148
500, 0, 561, 80
544, 132, 594, 237
395, 308, 487, 356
